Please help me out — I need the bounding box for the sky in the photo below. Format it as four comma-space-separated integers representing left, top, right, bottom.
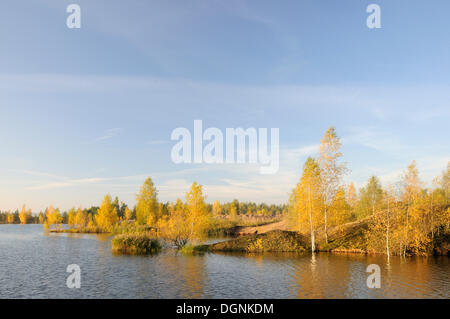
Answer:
0, 0, 449, 212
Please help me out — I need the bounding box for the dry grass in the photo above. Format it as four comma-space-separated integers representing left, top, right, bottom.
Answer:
204, 230, 310, 253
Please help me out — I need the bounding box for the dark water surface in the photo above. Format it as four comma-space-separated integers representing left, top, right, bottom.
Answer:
0, 225, 448, 299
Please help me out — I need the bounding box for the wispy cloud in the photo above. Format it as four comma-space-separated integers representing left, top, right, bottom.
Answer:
147, 140, 168, 145
28, 178, 109, 190
93, 128, 123, 142
8, 169, 67, 180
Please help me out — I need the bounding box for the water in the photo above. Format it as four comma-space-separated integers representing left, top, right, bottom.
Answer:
0, 225, 448, 299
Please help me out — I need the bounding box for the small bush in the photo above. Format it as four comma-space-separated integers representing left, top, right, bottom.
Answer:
179, 244, 208, 254
112, 233, 161, 255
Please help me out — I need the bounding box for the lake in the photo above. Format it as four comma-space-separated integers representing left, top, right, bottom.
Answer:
0, 224, 448, 299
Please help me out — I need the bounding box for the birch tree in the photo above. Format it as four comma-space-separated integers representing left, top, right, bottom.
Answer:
289, 157, 323, 252
318, 127, 348, 243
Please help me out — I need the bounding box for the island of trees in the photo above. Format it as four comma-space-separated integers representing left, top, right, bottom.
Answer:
1, 127, 448, 256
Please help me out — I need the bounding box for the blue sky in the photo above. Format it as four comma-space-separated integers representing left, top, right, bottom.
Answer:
0, 0, 449, 211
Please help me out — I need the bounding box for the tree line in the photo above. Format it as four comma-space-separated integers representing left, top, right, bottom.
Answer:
0, 196, 285, 226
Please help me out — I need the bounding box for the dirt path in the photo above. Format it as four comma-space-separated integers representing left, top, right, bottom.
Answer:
231, 219, 288, 236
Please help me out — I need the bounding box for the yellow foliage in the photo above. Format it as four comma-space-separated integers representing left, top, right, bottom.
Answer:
7, 212, 15, 224
124, 206, 133, 221
45, 205, 62, 230
328, 187, 352, 227
185, 182, 212, 242
136, 178, 159, 226
289, 157, 323, 252
74, 208, 87, 228
159, 199, 191, 248
95, 194, 119, 232
19, 205, 31, 224
67, 208, 76, 227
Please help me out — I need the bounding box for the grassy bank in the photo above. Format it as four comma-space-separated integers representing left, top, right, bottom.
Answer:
112, 233, 161, 255
202, 230, 310, 253
316, 218, 370, 253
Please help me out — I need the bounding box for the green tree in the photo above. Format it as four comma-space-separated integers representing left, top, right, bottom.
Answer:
356, 176, 384, 219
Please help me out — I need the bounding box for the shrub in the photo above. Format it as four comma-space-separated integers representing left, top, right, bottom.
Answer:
112, 233, 161, 255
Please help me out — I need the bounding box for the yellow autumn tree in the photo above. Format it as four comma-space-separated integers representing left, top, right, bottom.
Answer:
400, 160, 423, 256
7, 211, 15, 224
289, 157, 323, 252
367, 185, 400, 256
124, 206, 133, 221
428, 177, 446, 239
95, 194, 119, 232
86, 214, 96, 231
74, 208, 87, 228
19, 205, 31, 224
67, 208, 76, 228
45, 205, 63, 230
328, 187, 352, 227
136, 178, 159, 226
159, 199, 191, 248
407, 191, 433, 255
212, 200, 222, 217
185, 182, 212, 242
